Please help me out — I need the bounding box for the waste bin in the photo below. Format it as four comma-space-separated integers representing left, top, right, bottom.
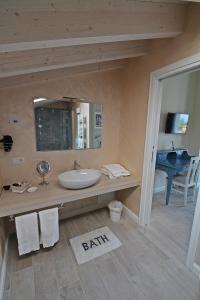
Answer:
108, 201, 123, 222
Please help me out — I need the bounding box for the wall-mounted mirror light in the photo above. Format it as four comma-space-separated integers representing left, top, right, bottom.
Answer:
33, 97, 102, 151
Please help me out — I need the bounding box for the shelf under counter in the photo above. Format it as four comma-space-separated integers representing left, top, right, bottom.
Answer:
0, 175, 140, 218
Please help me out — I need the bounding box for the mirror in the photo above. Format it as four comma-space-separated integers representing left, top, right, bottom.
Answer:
36, 160, 50, 185
33, 97, 102, 151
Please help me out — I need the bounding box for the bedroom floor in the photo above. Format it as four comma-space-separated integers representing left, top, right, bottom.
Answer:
152, 190, 196, 264
4, 205, 199, 300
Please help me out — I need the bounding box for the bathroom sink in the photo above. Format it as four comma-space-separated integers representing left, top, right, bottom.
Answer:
58, 169, 101, 189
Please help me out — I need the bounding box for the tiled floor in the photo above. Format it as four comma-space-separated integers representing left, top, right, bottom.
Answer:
4, 198, 199, 300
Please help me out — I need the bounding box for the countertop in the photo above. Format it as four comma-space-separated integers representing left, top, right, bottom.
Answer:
0, 175, 139, 218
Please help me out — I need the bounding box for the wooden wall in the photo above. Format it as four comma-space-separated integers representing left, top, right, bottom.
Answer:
118, 3, 200, 214
0, 69, 123, 184
118, 3, 200, 262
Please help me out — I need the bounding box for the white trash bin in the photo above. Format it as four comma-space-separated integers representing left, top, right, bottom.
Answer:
108, 201, 123, 222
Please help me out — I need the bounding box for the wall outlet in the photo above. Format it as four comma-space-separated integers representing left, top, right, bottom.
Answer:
12, 157, 25, 165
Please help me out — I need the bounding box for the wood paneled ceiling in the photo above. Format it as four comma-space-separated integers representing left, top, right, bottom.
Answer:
0, 0, 192, 85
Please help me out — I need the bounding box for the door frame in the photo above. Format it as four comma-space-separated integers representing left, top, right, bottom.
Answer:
139, 52, 200, 273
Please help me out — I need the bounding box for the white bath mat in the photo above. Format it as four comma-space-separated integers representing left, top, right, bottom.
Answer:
69, 226, 122, 264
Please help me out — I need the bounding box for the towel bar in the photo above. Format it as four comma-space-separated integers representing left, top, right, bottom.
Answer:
8, 203, 65, 221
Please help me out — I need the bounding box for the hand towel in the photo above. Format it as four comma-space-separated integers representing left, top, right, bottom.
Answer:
102, 164, 130, 178
39, 207, 59, 248
15, 212, 40, 255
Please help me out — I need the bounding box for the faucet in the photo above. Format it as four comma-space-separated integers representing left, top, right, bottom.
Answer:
171, 140, 175, 151
74, 160, 81, 170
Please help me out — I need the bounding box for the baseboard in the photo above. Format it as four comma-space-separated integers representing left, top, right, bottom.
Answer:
0, 237, 9, 300
192, 262, 200, 278
123, 205, 139, 224
153, 186, 166, 194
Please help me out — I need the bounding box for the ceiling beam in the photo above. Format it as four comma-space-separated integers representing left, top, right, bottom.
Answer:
0, 0, 186, 52
0, 60, 128, 89
0, 33, 180, 54
0, 41, 146, 78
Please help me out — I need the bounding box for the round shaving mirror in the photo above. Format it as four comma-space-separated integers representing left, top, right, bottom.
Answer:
36, 160, 50, 185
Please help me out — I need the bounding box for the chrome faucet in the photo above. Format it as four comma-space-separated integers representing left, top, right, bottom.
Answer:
171, 140, 175, 151
74, 160, 81, 170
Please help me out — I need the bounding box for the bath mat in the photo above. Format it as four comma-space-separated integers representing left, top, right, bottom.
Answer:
69, 226, 122, 264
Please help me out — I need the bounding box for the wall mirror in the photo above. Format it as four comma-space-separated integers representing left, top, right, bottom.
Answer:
33, 97, 102, 151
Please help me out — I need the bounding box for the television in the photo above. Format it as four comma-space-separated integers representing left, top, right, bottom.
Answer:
165, 113, 189, 134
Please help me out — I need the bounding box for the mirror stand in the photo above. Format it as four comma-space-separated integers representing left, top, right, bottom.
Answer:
39, 174, 49, 185
36, 160, 50, 185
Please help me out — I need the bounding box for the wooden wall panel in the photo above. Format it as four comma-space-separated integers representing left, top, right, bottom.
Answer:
0, 69, 123, 184
119, 3, 200, 215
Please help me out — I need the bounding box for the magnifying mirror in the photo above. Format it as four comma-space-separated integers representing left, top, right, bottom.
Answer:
36, 160, 50, 185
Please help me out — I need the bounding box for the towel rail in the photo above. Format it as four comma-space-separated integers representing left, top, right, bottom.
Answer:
8, 203, 65, 222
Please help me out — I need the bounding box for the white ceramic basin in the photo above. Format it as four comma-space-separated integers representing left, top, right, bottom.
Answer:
58, 169, 101, 189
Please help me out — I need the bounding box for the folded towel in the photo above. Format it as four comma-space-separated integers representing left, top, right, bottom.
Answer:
101, 168, 116, 179
102, 164, 130, 179
15, 212, 40, 255
39, 208, 59, 248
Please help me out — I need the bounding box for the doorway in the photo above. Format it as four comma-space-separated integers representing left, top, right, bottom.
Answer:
140, 52, 200, 275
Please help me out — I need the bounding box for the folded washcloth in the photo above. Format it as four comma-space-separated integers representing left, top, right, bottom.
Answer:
102, 164, 130, 179
101, 168, 116, 179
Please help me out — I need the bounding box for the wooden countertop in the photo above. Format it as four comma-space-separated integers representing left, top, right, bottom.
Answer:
0, 175, 139, 218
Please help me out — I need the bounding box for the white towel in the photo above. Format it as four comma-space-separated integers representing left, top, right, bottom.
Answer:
102, 164, 130, 179
39, 208, 59, 248
101, 168, 116, 179
15, 212, 40, 255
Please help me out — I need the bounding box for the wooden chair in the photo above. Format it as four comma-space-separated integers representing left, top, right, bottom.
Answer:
193, 166, 200, 202
172, 156, 200, 206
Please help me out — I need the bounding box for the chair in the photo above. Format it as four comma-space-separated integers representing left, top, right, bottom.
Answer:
172, 156, 200, 206
193, 166, 200, 202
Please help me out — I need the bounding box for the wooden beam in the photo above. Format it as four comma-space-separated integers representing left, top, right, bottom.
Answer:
0, 0, 186, 52
140, 0, 185, 2
0, 41, 146, 78
0, 60, 128, 89
0, 33, 181, 54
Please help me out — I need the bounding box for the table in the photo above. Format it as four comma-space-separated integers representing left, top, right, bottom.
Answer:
156, 149, 191, 205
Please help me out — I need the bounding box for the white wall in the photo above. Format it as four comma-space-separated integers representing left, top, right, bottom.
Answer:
158, 72, 196, 151
154, 70, 200, 192
185, 71, 200, 156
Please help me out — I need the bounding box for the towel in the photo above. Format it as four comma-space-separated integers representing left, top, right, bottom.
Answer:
101, 168, 116, 179
102, 164, 130, 179
15, 212, 40, 255
39, 208, 59, 248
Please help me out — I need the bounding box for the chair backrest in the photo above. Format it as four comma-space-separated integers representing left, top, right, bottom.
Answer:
186, 156, 200, 186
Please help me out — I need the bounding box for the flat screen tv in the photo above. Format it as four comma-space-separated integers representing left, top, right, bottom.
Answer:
165, 113, 189, 134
